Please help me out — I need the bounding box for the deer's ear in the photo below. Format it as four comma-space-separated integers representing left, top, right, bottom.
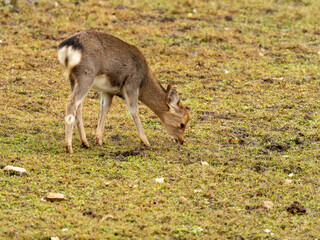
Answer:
167, 84, 172, 92
166, 88, 180, 110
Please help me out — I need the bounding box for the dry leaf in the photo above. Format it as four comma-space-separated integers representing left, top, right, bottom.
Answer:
179, 196, 188, 203
284, 179, 292, 185
101, 214, 115, 221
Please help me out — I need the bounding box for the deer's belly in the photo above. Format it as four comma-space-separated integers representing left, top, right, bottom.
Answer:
92, 75, 120, 94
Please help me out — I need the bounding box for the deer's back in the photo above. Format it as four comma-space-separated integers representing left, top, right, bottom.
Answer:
58, 31, 149, 93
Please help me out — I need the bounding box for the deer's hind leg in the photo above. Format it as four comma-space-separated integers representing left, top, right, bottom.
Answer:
65, 73, 94, 153
76, 101, 90, 148
96, 92, 113, 145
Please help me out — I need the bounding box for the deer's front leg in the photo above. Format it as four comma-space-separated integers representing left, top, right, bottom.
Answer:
96, 92, 113, 145
123, 88, 150, 147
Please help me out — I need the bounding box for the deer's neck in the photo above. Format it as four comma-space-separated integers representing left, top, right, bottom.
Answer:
139, 71, 168, 120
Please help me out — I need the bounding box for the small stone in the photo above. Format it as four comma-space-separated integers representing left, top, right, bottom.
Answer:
179, 196, 188, 203
264, 229, 271, 233
155, 178, 164, 183
44, 193, 65, 202
61, 228, 68, 232
101, 214, 115, 221
105, 182, 111, 186
51, 237, 60, 240
263, 201, 274, 209
3, 165, 27, 175
201, 161, 209, 166
108, 15, 118, 22
288, 173, 294, 177
284, 179, 292, 185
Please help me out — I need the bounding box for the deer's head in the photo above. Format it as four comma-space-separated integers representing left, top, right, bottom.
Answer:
162, 85, 189, 144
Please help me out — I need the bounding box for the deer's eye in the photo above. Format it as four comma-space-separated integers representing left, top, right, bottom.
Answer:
180, 123, 185, 128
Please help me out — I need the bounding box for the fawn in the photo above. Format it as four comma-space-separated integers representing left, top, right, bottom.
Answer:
58, 30, 189, 153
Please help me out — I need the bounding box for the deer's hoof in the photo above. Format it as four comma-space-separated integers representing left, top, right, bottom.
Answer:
96, 138, 103, 146
81, 141, 90, 149
65, 145, 73, 154
142, 141, 150, 147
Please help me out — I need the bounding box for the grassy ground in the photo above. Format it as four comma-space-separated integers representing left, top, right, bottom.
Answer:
1, 0, 320, 239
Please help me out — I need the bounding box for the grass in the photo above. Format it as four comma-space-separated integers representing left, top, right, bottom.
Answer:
1, 0, 320, 239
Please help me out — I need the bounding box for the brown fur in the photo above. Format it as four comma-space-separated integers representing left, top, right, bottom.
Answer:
58, 30, 189, 153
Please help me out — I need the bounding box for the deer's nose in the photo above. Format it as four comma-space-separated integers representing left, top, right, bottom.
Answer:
177, 138, 184, 145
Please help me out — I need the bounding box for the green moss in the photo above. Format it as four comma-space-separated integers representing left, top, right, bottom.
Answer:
1, 0, 320, 239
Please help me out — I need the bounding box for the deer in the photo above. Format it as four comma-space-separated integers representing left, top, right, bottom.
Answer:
57, 30, 189, 153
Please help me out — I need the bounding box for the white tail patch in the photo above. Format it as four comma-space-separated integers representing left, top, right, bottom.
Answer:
58, 46, 67, 66
58, 46, 82, 78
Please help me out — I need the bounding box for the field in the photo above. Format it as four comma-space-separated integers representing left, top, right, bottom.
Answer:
1, 0, 320, 239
